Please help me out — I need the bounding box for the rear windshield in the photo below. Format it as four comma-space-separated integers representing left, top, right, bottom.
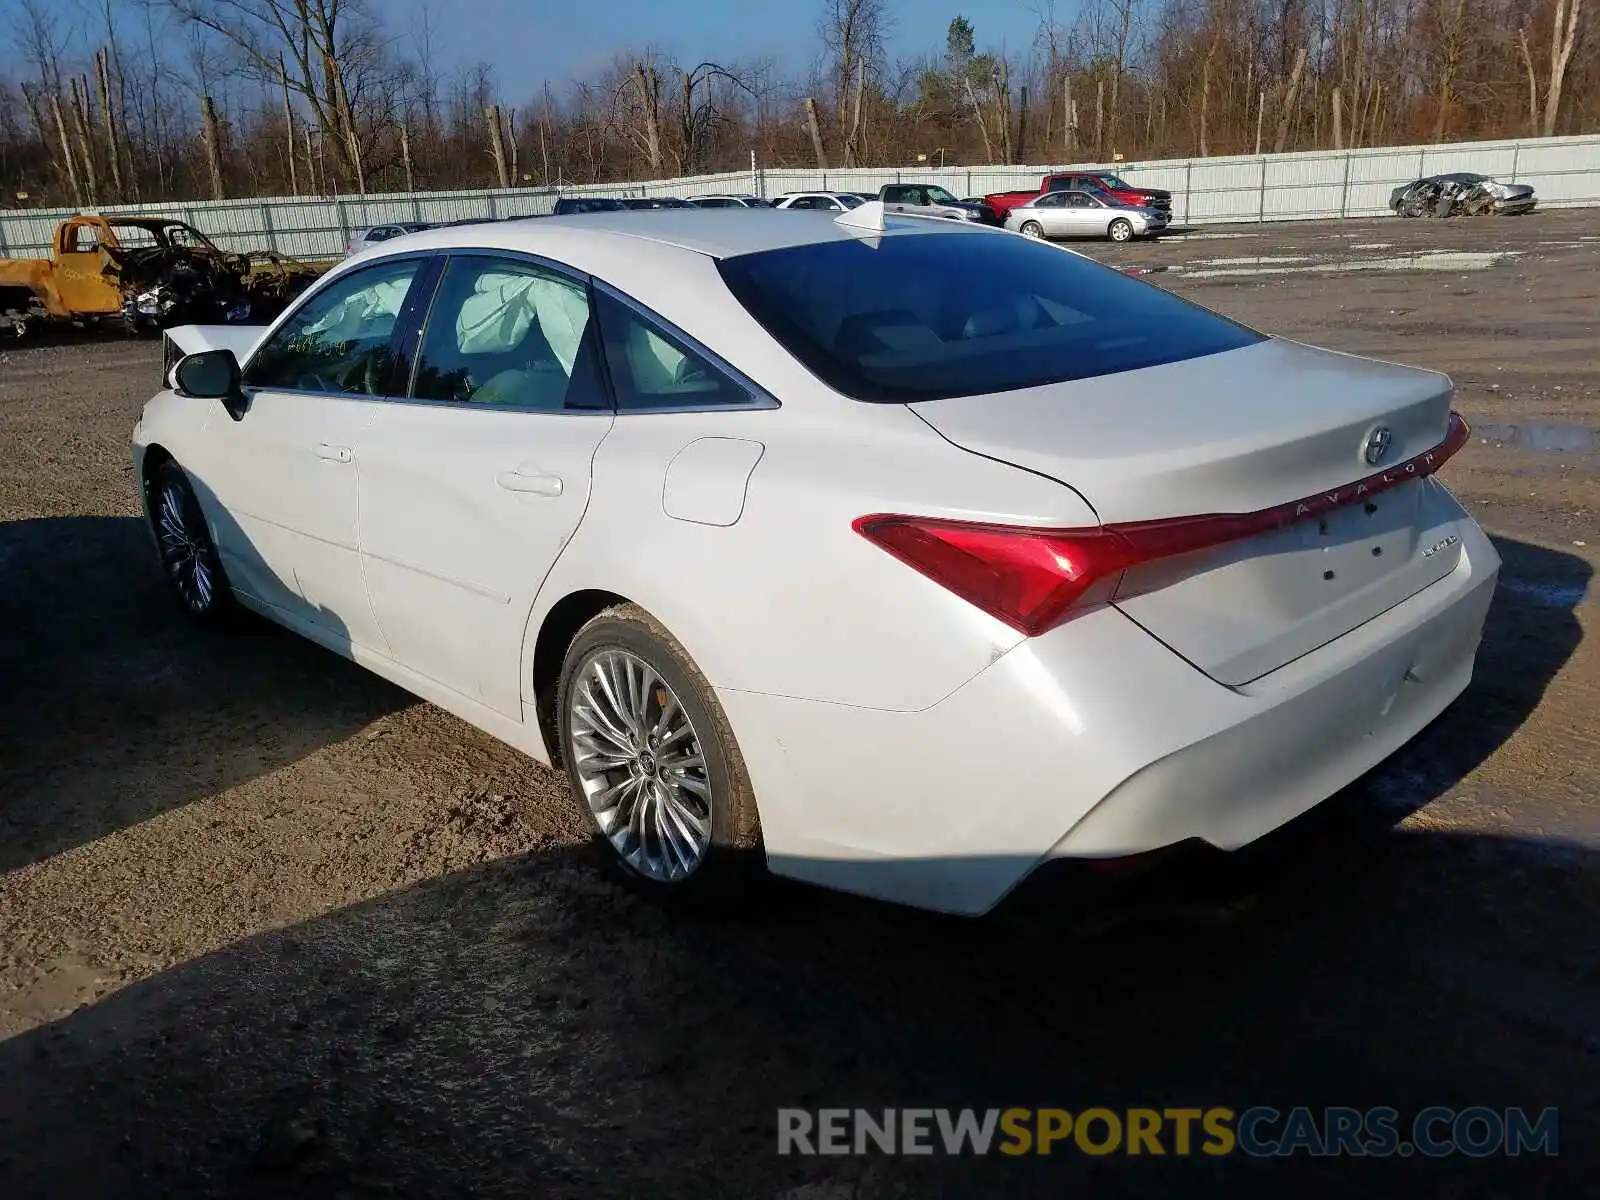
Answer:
716, 229, 1262, 402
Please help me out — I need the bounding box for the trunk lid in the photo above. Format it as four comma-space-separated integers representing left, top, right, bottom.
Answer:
912, 338, 1466, 684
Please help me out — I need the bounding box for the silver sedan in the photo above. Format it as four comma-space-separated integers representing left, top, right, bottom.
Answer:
1005, 190, 1166, 242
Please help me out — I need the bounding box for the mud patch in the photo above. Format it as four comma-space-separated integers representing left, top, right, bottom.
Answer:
1171, 248, 1523, 279
1476, 421, 1596, 453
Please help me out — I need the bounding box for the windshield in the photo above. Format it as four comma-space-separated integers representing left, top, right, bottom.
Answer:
836, 194, 864, 209
718, 230, 1261, 403
1095, 174, 1130, 190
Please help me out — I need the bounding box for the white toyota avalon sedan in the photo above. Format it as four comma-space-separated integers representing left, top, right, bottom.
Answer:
133, 203, 1498, 915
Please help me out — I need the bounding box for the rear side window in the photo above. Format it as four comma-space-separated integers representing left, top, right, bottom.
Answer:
716, 230, 1262, 402
595, 290, 754, 411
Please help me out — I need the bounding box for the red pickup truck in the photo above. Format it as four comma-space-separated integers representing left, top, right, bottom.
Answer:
984, 171, 1173, 221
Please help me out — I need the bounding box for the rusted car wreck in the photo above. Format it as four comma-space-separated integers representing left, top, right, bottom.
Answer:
0, 215, 321, 337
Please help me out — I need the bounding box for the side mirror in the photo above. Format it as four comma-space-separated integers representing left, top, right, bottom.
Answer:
173, 349, 248, 422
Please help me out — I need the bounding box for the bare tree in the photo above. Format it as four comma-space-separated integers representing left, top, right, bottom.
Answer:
158, 0, 385, 185
818, 0, 891, 158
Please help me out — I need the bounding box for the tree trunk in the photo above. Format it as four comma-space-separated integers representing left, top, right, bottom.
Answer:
1273, 46, 1307, 154
95, 50, 124, 201
485, 105, 510, 187
633, 63, 663, 175
304, 124, 319, 195
802, 97, 830, 169
1094, 79, 1105, 159
1543, 0, 1583, 137
400, 120, 415, 191
1198, 40, 1216, 157
281, 54, 298, 195
199, 95, 226, 199
1332, 87, 1343, 150
538, 101, 552, 185
1063, 76, 1076, 155
1518, 28, 1540, 133
1016, 85, 1029, 161
49, 92, 85, 207
334, 63, 365, 194
991, 63, 1014, 162
962, 78, 995, 163
507, 109, 520, 183
844, 57, 866, 167
67, 77, 100, 205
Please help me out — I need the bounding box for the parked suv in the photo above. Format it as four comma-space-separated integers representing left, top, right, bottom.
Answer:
879, 184, 993, 223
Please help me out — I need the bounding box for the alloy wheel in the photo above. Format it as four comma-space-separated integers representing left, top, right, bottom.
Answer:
568, 648, 713, 882
156, 477, 218, 614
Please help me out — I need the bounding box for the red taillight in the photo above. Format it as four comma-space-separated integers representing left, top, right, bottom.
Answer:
852, 515, 1139, 636
857, 411, 1472, 637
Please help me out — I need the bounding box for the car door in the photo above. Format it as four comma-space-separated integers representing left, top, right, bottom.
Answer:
355, 252, 615, 716
199, 255, 432, 649
1026, 193, 1068, 235
1058, 192, 1106, 237
53, 219, 123, 315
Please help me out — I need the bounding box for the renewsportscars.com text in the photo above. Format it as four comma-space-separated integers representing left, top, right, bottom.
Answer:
777, 1106, 1559, 1158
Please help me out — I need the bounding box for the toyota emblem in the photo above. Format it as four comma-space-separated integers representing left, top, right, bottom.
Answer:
1363, 426, 1394, 465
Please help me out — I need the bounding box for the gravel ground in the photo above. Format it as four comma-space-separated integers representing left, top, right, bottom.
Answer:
0, 211, 1596, 1198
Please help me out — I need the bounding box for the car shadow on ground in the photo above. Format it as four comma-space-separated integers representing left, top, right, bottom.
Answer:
0, 831, 1590, 1199
0, 514, 406, 874
0, 536, 1590, 1198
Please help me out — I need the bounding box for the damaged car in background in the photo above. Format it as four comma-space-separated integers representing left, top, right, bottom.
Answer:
1390, 173, 1537, 218
0, 214, 322, 338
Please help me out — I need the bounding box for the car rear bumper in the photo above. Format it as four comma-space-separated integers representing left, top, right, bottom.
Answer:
720, 508, 1499, 916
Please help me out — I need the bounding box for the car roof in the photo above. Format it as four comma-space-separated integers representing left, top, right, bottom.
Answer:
362, 207, 988, 264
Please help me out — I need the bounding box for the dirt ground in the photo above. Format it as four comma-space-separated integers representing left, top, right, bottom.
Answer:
0, 210, 1595, 1198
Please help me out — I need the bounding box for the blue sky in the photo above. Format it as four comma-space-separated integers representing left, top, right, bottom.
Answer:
388, 0, 1069, 103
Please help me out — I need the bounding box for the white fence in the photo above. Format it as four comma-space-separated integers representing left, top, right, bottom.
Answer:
3, 133, 1598, 261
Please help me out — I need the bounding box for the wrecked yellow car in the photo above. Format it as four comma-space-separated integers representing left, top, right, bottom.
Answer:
0, 215, 323, 337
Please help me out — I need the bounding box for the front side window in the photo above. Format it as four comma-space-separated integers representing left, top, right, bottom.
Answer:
925, 186, 959, 205
1066, 193, 1095, 208
410, 255, 603, 410
245, 258, 423, 394
596, 290, 753, 411
717, 229, 1262, 402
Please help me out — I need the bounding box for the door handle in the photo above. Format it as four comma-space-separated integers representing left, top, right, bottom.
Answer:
317, 443, 353, 463
496, 470, 564, 497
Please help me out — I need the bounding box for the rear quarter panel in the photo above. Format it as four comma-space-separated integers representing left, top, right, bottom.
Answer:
523, 395, 1100, 717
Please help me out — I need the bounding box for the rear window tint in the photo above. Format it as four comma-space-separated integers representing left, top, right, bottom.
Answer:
716, 230, 1262, 402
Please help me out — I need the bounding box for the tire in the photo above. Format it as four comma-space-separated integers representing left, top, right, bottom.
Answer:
557, 604, 764, 910
1108, 218, 1134, 243
1019, 220, 1045, 239
147, 459, 237, 626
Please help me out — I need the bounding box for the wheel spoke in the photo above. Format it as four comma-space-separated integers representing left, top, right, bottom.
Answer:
655, 722, 693, 752
571, 729, 635, 769
650, 690, 680, 740
574, 686, 635, 757
590, 656, 634, 744
662, 786, 709, 841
